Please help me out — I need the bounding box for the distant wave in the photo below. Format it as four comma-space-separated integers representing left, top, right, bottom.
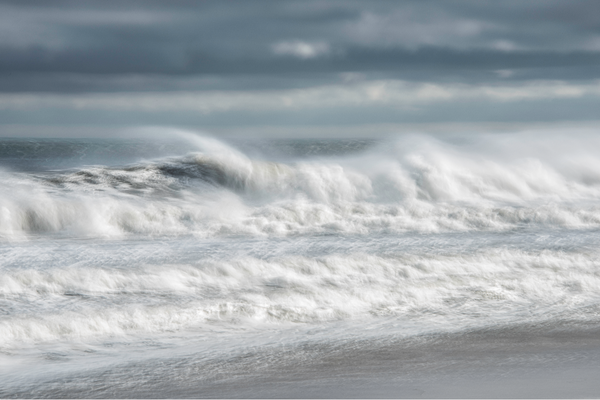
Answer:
3, 133, 600, 238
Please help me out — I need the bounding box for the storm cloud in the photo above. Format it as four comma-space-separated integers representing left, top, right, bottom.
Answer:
1, 0, 600, 135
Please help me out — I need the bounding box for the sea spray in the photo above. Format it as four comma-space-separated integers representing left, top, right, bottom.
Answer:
3, 132, 600, 238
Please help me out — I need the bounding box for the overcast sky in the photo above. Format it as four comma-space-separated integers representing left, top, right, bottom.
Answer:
2, 0, 600, 137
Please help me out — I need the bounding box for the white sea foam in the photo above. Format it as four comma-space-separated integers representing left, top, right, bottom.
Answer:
2, 248, 600, 346
4, 130, 600, 397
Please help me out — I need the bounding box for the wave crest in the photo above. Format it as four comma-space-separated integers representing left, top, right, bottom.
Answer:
3, 132, 600, 238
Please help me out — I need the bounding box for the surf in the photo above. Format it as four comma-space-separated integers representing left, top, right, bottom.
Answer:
2, 130, 600, 239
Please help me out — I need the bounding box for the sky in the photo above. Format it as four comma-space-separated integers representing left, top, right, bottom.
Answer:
2, 0, 600, 138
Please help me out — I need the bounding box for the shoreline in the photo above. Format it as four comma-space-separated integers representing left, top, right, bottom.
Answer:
4, 324, 600, 398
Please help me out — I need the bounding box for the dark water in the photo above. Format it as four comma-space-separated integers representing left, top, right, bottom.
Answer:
0, 137, 376, 172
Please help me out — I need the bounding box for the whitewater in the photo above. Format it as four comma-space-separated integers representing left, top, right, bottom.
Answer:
3, 130, 600, 397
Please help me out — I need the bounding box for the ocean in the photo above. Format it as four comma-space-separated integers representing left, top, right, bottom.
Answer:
2, 130, 600, 397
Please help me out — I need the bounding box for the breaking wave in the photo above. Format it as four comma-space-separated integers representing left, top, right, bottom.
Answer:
3, 132, 600, 239
3, 248, 600, 346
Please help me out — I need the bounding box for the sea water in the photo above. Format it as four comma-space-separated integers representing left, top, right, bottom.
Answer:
2, 130, 600, 397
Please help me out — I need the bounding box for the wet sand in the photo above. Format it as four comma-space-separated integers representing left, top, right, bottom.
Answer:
5, 324, 600, 398
192, 326, 600, 398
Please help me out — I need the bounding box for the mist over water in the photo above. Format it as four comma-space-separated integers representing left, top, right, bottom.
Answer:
3, 131, 600, 239
2, 130, 600, 396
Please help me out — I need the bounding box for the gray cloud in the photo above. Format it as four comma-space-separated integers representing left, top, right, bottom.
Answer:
2, 45, 600, 92
2, 0, 600, 133
1, 0, 600, 90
